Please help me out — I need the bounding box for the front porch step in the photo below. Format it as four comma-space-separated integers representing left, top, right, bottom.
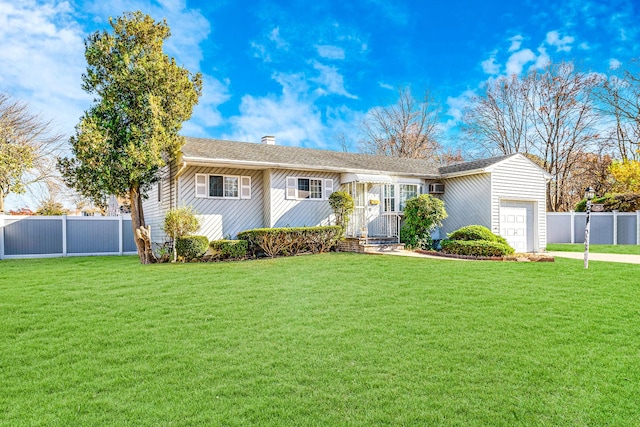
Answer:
362, 243, 405, 253
337, 237, 404, 253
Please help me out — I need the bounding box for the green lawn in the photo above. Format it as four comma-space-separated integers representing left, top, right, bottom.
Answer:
547, 243, 640, 255
1, 254, 639, 426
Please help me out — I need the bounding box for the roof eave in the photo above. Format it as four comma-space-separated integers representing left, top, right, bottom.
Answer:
181, 156, 440, 178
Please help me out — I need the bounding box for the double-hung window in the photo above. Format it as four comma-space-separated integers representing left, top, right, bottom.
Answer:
399, 184, 418, 211
286, 177, 333, 200
383, 184, 395, 212
195, 174, 251, 199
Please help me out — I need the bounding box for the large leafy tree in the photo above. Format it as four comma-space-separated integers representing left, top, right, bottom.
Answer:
59, 11, 202, 263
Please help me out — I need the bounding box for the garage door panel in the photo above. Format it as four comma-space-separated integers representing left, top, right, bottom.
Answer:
500, 201, 534, 252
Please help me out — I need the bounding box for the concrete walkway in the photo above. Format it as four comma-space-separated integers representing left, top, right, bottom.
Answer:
546, 251, 640, 265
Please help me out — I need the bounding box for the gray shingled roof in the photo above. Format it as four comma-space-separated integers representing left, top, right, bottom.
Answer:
438, 154, 518, 175
182, 137, 442, 177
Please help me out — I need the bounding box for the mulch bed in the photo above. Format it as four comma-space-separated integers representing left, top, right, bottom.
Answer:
414, 250, 555, 262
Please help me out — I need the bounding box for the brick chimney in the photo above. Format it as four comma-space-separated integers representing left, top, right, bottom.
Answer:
261, 135, 276, 145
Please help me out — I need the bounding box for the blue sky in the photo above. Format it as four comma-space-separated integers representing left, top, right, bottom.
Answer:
1, 0, 639, 208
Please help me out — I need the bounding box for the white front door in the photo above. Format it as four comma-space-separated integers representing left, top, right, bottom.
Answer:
500, 202, 534, 252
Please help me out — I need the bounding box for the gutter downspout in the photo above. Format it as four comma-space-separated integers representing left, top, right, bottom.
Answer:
173, 156, 188, 210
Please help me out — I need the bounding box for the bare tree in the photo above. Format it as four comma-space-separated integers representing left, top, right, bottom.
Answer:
527, 62, 603, 211
359, 87, 443, 163
598, 65, 640, 161
462, 74, 532, 156
463, 61, 603, 211
0, 93, 64, 212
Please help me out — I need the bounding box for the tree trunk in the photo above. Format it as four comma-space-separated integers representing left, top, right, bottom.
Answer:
0, 194, 4, 214
129, 186, 156, 264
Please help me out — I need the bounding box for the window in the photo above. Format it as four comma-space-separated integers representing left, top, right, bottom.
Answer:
286, 177, 333, 200
383, 184, 395, 212
195, 174, 251, 199
399, 184, 418, 211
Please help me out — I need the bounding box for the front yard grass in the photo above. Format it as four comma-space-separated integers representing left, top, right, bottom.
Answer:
547, 243, 640, 255
1, 253, 639, 426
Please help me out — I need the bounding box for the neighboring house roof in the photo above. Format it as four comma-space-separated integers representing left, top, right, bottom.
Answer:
182, 137, 441, 178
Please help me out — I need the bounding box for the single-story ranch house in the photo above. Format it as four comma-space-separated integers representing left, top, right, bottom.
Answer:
143, 136, 551, 252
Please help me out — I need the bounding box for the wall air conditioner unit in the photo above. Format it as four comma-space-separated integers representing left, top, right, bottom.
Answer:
428, 183, 445, 194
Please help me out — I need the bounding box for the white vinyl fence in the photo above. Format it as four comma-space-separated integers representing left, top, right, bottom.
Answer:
0, 215, 138, 259
547, 211, 640, 245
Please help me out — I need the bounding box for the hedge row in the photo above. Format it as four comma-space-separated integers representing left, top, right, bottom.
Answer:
237, 226, 342, 258
175, 235, 209, 260
441, 239, 514, 257
208, 240, 248, 261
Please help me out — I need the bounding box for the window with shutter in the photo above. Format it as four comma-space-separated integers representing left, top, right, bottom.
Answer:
195, 174, 207, 198
240, 176, 251, 199
286, 177, 297, 199
324, 179, 334, 200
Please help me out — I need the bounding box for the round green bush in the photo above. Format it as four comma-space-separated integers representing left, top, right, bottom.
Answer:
441, 239, 514, 257
175, 235, 209, 260
400, 194, 447, 249
447, 225, 510, 246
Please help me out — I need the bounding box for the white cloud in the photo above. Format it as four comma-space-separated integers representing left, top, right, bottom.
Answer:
508, 35, 523, 52
545, 30, 575, 52
505, 49, 536, 76
316, 44, 345, 60
378, 82, 394, 90
579, 42, 590, 50
0, 0, 89, 133
182, 75, 231, 137
269, 26, 289, 50
534, 46, 551, 69
609, 58, 622, 70
481, 52, 500, 75
311, 62, 357, 99
83, 0, 211, 72
224, 73, 325, 147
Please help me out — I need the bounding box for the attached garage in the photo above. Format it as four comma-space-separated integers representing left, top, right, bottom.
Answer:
500, 201, 535, 252
439, 154, 551, 253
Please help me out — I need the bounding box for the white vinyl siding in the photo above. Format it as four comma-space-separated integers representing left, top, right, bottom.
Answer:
180, 167, 263, 240
195, 174, 251, 200
491, 155, 548, 252
441, 173, 492, 234
270, 170, 339, 228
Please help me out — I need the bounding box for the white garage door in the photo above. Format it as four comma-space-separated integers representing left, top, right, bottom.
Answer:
500, 201, 534, 252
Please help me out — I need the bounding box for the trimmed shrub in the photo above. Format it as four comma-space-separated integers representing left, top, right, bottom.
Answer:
237, 226, 342, 258
175, 235, 209, 260
328, 191, 355, 236
447, 225, 510, 246
441, 239, 514, 257
400, 194, 447, 249
209, 239, 248, 261
575, 193, 640, 212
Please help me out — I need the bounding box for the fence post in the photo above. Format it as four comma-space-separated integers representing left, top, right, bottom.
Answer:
119, 215, 123, 255
613, 210, 618, 245
637, 210, 640, 245
570, 210, 575, 244
62, 215, 67, 257
0, 215, 5, 260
